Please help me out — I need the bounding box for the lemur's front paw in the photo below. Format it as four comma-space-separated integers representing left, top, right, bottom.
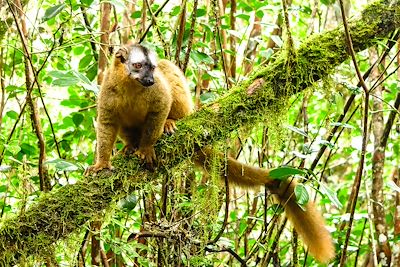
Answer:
164, 119, 177, 134
135, 146, 156, 168
84, 162, 114, 176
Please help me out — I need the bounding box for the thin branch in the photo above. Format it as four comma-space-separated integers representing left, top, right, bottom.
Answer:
174, 0, 186, 65
143, 0, 170, 57
212, 0, 229, 89
205, 246, 247, 266
79, 2, 98, 61
7, 0, 50, 191
380, 92, 400, 147
208, 173, 230, 245
182, 0, 198, 73
5, 0, 65, 164
138, 0, 171, 43
310, 30, 398, 171
338, 0, 370, 264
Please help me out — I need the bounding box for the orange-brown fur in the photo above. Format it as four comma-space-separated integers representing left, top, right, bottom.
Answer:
196, 149, 334, 263
87, 44, 334, 263
273, 180, 335, 263
86, 44, 193, 172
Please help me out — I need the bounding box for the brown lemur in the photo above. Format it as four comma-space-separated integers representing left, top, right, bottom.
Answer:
86, 43, 335, 263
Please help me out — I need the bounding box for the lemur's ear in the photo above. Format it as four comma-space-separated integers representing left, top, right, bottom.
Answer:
115, 47, 129, 63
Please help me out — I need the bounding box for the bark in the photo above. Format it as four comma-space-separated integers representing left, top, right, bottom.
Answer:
393, 168, 400, 266
370, 49, 392, 266
0, 1, 399, 264
12, 0, 50, 192
97, 2, 112, 85
229, 0, 236, 80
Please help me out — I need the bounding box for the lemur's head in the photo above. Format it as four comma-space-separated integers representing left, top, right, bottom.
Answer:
116, 44, 157, 87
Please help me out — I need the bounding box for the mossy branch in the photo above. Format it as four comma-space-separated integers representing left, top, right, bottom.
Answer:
0, 0, 399, 264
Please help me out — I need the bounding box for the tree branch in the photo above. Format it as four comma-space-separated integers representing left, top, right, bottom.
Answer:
0, 1, 399, 265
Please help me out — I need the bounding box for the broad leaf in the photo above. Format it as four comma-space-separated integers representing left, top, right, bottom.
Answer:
269, 166, 306, 180
294, 184, 309, 206
42, 3, 66, 21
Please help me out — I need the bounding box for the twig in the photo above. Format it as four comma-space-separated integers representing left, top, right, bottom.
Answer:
282, 0, 294, 51
138, 0, 171, 43
143, 0, 170, 57
79, 2, 98, 61
364, 181, 379, 266
381, 92, 400, 147
205, 246, 247, 266
182, 0, 198, 73
309, 30, 398, 171
8, 0, 51, 191
77, 229, 90, 266
264, 218, 288, 265
0, 6, 66, 164
338, 0, 370, 264
208, 173, 230, 245
174, 0, 186, 65
212, 0, 230, 90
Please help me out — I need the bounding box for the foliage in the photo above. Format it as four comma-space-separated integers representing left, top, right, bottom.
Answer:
0, 0, 399, 266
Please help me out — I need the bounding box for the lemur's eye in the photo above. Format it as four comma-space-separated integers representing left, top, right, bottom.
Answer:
133, 63, 142, 69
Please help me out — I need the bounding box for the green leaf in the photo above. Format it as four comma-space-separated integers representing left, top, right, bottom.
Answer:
73, 70, 99, 93
286, 125, 309, 138
318, 140, 334, 149
330, 122, 355, 129
196, 8, 207, 17
236, 14, 250, 21
294, 184, 309, 206
270, 203, 284, 214
20, 143, 36, 156
0, 203, 11, 213
200, 92, 217, 104
72, 113, 84, 127
170, 6, 181, 16
0, 185, 7, 192
50, 71, 81, 87
45, 159, 79, 172
191, 50, 214, 65
5, 140, 21, 155
334, 92, 344, 111
81, 0, 95, 6
319, 182, 342, 209
120, 194, 138, 211
269, 166, 306, 180
255, 9, 264, 19
73, 46, 85, 55
131, 10, 142, 19
6, 111, 18, 120
5, 85, 22, 93
79, 55, 93, 70
42, 3, 66, 21
320, 0, 335, 5
0, 166, 11, 172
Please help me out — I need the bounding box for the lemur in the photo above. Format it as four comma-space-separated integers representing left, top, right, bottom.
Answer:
86, 43, 335, 263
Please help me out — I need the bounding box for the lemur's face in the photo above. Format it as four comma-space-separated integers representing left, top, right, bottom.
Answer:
116, 44, 157, 87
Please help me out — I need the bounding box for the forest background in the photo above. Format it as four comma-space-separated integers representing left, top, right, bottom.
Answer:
0, 0, 399, 266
